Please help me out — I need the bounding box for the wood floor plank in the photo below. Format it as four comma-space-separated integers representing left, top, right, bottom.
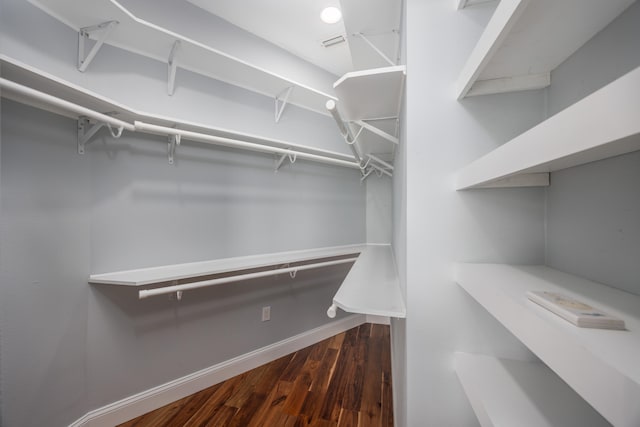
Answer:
119, 324, 392, 427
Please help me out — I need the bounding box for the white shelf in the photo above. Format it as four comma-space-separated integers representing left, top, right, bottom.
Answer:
454, 352, 610, 427
27, 0, 336, 115
0, 55, 356, 164
89, 244, 366, 286
456, 0, 635, 98
454, 263, 640, 427
332, 244, 406, 318
333, 65, 406, 122
456, 66, 640, 189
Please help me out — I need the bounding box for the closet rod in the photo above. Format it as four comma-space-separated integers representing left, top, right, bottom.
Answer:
138, 256, 359, 299
134, 121, 362, 170
0, 77, 135, 132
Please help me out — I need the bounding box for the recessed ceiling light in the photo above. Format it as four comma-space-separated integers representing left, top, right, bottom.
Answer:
320, 6, 342, 24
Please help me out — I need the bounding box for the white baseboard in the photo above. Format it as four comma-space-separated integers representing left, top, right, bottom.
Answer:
69, 314, 367, 427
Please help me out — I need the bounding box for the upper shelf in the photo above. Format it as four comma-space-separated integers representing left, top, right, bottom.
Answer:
0, 55, 356, 165
456, 0, 635, 98
455, 263, 640, 427
456, 66, 640, 189
330, 244, 406, 318
333, 65, 406, 122
454, 352, 610, 427
89, 244, 366, 286
27, 0, 336, 115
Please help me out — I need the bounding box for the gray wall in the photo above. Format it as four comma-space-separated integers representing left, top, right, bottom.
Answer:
545, 2, 640, 296
402, 1, 547, 425
0, 1, 367, 426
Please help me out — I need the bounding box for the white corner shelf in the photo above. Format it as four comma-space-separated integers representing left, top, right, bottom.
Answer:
27, 0, 336, 115
454, 352, 610, 427
0, 55, 357, 166
89, 244, 366, 286
454, 263, 640, 427
331, 65, 406, 162
333, 65, 406, 122
331, 244, 406, 318
455, 0, 635, 98
456, 66, 640, 189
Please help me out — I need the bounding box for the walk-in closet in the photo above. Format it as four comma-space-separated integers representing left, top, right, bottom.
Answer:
1, 0, 638, 426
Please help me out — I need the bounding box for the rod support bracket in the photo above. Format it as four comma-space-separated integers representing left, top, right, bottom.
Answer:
168, 134, 181, 165
78, 116, 105, 154
78, 20, 118, 72
274, 150, 297, 172
167, 40, 181, 96
275, 86, 294, 123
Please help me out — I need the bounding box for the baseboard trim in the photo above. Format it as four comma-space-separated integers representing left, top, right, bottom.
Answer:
69, 314, 367, 427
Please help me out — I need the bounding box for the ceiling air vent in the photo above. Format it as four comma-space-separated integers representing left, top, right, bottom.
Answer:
321, 34, 346, 48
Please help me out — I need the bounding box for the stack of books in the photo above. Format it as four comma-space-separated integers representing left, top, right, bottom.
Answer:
527, 290, 625, 330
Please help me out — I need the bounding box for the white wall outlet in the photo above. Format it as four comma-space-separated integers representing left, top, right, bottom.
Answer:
261, 306, 271, 322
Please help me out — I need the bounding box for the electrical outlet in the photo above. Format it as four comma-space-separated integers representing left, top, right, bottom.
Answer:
262, 306, 271, 322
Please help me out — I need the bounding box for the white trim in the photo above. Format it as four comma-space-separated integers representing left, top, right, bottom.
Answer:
68, 314, 366, 427
366, 314, 391, 325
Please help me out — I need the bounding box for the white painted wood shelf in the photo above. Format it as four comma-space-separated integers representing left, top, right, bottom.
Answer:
455, 263, 640, 427
89, 244, 366, 286
331, 244, 406, 318
332, 65, 406, 161
27, 0, 336, 115
454, 352, 610, 427
0, 55, 357, 166
456, 66, 640, 189
456, 0, 635, 98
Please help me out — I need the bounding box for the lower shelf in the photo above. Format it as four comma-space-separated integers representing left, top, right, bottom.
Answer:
455, 263, 640, 427
454, 353, 610, 427
330, 244, 406, 318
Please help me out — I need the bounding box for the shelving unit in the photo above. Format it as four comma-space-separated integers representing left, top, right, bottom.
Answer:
27, 0, 336, 115
456, 66, 640, 189
328, 244, 406, 318
456, 0, 635, 98
0, 55, 359, 169
454, 352, 610, 427
455, 263, 640, 427
89, 244, 365, 286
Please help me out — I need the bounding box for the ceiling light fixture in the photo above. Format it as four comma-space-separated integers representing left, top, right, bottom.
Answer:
320, 6, 342, 24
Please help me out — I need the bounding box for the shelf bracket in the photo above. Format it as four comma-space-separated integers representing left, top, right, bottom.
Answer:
274, 150, 297, 172
354, 32, 396, 66
78, 116, 104, 154
168, 134, 181, 165
354, 120, 399, 145
78, 21, 118, 72
167, 40, 180, 96
275, 86, 294, 123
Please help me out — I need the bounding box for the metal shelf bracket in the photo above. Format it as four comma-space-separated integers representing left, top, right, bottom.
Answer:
167, 40, 180, 96
78, 115, 124, 154
78, 21, 118, 72
168, 134, 181, 165
354, 32, 396, 66
353, 120, 399, 145
275, 150, 297, 172
275, 86, 294, 123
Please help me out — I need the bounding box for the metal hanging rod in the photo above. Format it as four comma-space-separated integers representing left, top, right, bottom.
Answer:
134, 121, 361, 170
139, 256, 359, 299
0, 77, 135, 132
326, 100, 364, 166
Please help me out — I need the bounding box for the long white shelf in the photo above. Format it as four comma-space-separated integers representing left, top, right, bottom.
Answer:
456, 0, 635, 98
27, 0, 336, 115
456, 66, 640, 189
454, 352, 610, 427
89, 244, 366, 286
455, 263, 640, 427
0, 55, 357, 166
331, 244, 406, 318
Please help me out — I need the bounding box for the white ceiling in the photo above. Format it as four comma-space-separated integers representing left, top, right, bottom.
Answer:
186, 0, 401, 77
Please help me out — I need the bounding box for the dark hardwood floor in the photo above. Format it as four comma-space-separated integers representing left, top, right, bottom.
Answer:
119, 323, 393, 427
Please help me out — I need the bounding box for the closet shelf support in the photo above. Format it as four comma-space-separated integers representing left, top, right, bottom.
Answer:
168, 134, 181, 165
326, 100, 364, 167
354, 120, 399, 145
167, 40, 180, 96
78, 20, 118, 72
78, 115, 125, 154
354, 32, 396, 67
275, 86, 294, 123
275, 150, 297, 172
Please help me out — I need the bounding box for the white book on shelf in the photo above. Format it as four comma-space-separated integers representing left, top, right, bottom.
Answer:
527, 291, 625, 330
